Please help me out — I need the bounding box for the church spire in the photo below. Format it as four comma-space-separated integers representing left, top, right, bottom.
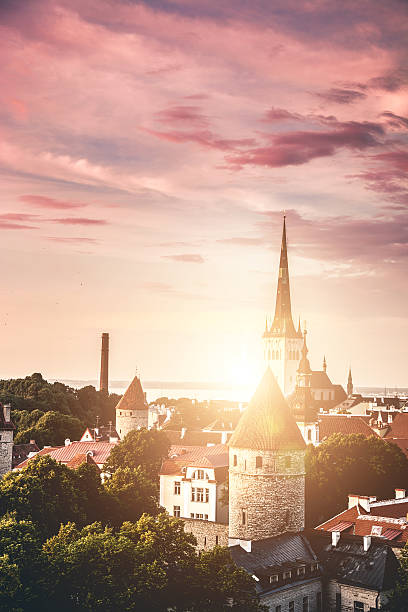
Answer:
323, 355, 327, 373
347, 367, 353, 396
270, 216, 297, 337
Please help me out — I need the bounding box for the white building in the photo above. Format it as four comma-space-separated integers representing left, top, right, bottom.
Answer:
159, 444, 228, 524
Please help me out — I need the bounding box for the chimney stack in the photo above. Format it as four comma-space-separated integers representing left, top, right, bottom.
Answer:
395, 489, 406, 499
99, 332, 109, 394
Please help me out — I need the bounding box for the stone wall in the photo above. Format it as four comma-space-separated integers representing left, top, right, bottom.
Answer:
229, 447, 305, 540
0, 430, 13, 477
262, 578, 322, 611
116, 409, 148, 439
326, 579, 380, 611
183, 518, 229, 551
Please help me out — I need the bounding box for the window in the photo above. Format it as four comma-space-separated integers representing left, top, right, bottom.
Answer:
196, 513, 203, 519
283, 571, 292, 580
285, 456, 292, 468
204, 514, 208, 520
256, 456, 262, 468
204, 537, 206, 546
308, 429, 312, 441
269, 574, 278, 584
354, 603, 364, 612
191, 487, 208, 502
336, 593, 341, 612
297, 566, 305, 577
241, 509, 247, 526
289, 602, 294, 612
215, 536, 219, 545
173, 506, 180, 518
316, 592, 322, 612
174, 481, 181, 495
244, 459, 247, 471
371, 525, 382, 536
194, 469, 205, 479
233, 454, 237, 466
303, 596, 308, 612
275, 607, 281, 612
190, 513, 194, 518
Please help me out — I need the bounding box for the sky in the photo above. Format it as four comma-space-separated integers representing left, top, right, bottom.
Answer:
0, 0, 407, 390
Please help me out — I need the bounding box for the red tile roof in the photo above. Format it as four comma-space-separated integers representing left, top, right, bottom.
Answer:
318, 415, 378, 440
160, 444, 228, 475
14, 441, 115, 469
317, 504, 368, 531
370, 500, 408, 519
385, 413, 408, 439
65, 453, 100, 470
115, 376, 147, 412
229, 369, 306, 451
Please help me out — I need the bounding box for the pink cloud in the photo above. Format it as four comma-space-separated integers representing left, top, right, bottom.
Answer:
261, 108, 303, 122
50, 217, 107, 225
315, 88, 367, 104
46, 236, 98, 244
162, 253, 205, 263
155, 105, 209, 128
143, 128, 256, 151
226, 121, 385, 169
20, 195, 87, 210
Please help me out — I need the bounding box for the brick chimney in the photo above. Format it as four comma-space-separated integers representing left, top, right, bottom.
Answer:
395, 488, 406, 499
99, 332, 109, 394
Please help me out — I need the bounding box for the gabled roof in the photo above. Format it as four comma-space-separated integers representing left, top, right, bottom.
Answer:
160, 444, 228, 476
228, 369, 306, 451
65, 453, 100, 471
318, 415, 378, 440
115, 376, 147, 412
311, 371, 334, 389
317, 504, 368, 531
14, 441, 115, 469
384, 413, 408, 439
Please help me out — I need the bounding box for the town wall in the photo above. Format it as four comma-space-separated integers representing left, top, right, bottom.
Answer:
183, 518, 229, 551
116, 409, 148, 439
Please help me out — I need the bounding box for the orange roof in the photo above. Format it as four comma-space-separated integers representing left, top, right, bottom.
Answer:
385, 413, 408, 439
229, 368, 306, 451
115, 376, 147, 412
14, 441, 115, 469
65, 453, 100, 470
318, 415, 378, 440
160, 444, 228, 475
317, 504, 368, 531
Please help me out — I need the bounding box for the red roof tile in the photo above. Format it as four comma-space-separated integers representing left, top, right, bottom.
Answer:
385, 413, 408, 439
115, 376, 147, 412
160, 444, 228, 475
317, 504, 368, 530
318, 415, 378, 440
14, 441, 115, 469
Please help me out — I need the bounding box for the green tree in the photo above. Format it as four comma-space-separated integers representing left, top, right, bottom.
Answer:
105, 466, 161, 525
104, 428, 170, 481
385, 543, 408, 610
305, 434, 408, 526
14, 410, 84, 447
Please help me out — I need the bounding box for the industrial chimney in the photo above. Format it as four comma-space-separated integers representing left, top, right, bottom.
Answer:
99, 332, 109, 394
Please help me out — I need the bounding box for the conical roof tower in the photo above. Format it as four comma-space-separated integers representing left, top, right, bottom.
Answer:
270, 217, 298, 338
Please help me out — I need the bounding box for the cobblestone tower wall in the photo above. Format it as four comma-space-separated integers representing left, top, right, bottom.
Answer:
116, 410, 148, 439
228, 447, 305, 541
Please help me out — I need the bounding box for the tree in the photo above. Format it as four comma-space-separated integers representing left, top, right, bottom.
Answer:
14, 410, 84, 447
104, 428, 170, 481
385, 543, 408, 610
104, 467, 161, 525
305, 434, 408, 526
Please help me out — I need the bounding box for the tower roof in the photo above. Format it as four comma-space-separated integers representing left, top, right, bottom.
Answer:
297, 331, 312, 375
269, 217, 299, 337
115, 376, 148, 412
228, 368, 306, 451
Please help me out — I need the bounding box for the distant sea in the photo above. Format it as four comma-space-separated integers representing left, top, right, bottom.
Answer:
51, 380, 408, 404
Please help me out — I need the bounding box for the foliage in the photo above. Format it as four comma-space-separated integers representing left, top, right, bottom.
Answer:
104, 428, 170, 481
1, 374, 120, 444
105, 467, 161, 525
305, 433, 408, 526
14, 410, 84, 447
386, 543, 408, 610
0, 456, 106, 537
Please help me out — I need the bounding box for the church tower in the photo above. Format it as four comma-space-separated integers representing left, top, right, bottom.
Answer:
290, 331, 319, 445
347, 367, 353, 396
228, 368, 306, 543
263, 217, 303, 396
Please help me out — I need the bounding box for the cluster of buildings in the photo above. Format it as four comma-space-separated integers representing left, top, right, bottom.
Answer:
1, 217, 407, 610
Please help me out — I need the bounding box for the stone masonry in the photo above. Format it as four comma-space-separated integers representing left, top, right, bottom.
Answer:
229, 447, 305, 541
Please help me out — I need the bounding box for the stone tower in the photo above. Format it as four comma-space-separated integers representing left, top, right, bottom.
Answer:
0, 403, 14, 477
347, 367, 353, 396
99, 332, 109, 394
263, 217, 303, 396
115, 375, 148, 439
228, 368, 306, 543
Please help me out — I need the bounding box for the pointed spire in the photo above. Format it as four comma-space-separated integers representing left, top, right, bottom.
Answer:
347, 366, 353, 396
323, 355, 327, 373
270, 216, 297, 337
297, 316, 302, 336
297, 329, 312, 375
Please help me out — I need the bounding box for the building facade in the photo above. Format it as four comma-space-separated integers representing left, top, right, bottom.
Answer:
0, 403, 14, 476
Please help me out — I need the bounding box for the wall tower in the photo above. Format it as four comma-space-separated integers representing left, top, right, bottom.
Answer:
115, 375, 148, 439
0, 403, 14, 477
263, 217, 303, 396
228, 368, 306, 543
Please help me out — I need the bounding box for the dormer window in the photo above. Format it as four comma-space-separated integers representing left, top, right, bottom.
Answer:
194, 469, 205, 479
269, 574, 279, 584
297, 566, 305, 577
283, 570, 292, 580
